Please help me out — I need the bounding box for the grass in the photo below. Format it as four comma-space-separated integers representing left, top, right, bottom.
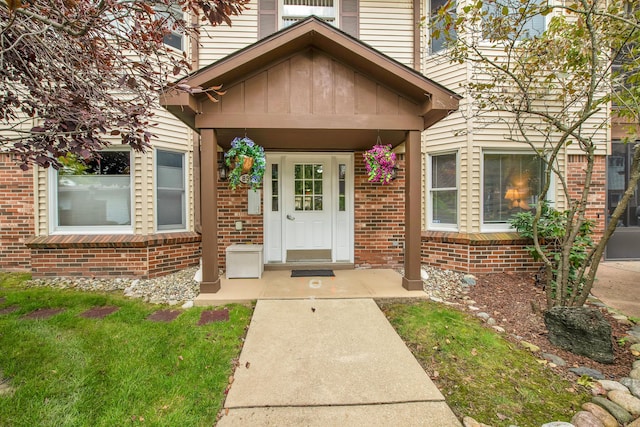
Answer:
0, 272, 252, 427
381, 300, 590, 427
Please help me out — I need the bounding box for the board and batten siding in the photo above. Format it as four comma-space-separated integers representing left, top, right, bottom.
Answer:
360, 0, 415, 68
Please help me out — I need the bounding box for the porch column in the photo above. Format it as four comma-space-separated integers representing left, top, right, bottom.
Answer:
403, 130, 423, 290
200, 128, 221, 293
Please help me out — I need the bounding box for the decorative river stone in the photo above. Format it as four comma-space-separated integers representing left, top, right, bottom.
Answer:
582, 402, 619, 427
544, 306, 614, 364
592, 396, 633, 425
607, 390, 640, 416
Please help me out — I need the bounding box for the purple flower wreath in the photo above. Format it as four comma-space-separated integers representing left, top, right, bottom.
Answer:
363, 144, 396, 184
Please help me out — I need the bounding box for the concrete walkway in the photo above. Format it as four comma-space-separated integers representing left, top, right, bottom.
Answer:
593, 261, 640, 318
216, 299, 461, 426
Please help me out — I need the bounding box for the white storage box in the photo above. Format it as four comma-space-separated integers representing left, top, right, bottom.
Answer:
226, 244, 264, 279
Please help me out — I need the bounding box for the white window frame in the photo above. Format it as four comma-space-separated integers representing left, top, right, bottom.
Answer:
429, 0, 456, 55
427, 151, 459, 231
279, 0, 339, 30
481, 0, 546, 43
480, 150, 552, 232
158, 4, 184, 51
49, 149, 134, 235
155, 148, 188, 232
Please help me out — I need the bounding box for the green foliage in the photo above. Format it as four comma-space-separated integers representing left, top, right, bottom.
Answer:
509, 202, 595, 303
0, 274, 252, 426
382, 301, 588, 426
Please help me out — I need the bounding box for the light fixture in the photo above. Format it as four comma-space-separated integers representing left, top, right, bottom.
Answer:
217, 156, 228, 181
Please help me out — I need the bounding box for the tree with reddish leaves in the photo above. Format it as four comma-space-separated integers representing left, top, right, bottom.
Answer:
1, 0, 248, 169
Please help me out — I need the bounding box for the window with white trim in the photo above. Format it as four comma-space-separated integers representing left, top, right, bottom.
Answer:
483, 0, 546, 41
482, 152, 545, 228
53, 151, 132, 232
430, 0, 456, 54
156, 150, 186, 231
428, 152, 458, 229
282, 0, 336, 28
158, 4, 184, 50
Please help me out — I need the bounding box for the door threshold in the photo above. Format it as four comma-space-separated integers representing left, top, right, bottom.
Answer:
265, 262, 354, 271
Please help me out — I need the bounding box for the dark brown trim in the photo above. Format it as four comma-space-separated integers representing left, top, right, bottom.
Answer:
403, 130, 422, 291
26, 232, 200, 249
200, 129, 221, 293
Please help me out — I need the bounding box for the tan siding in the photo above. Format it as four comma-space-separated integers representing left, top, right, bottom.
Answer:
36, 167, 48, 235
199, 0, 259, 64
360, 0, 414, 67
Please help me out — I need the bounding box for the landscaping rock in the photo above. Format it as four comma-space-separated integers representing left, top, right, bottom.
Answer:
462, 274, 477, 286
597, 379, 629, 393
462, 416, 491, 427
541, 422, 574, 427
520, 341, 540, 353
634, 360, 640, 369
486, 318, 496, 326
631, 344, 640, 357
607, 389, 640, 416
592, 396, 634, 425
569, 367, 605, 380
477, 312, 490, 320
492, 326, 506, 333
627, 417, 640, 427
632, 367, 640, 380
181, 300, 194, 309
542, 352, 567, 367
581, 402, 619, 427
544, 306, 614, 364
571, 410, 605, 427
620, 378, 640, 399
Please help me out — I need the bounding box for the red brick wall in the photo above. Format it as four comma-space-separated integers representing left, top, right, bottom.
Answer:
567, 154, 607, 240
0, 154, 35, 271
216, 182, 264, 266
421, 232, 541, 274
27, 233, 201, 278
354, 153, 405, 269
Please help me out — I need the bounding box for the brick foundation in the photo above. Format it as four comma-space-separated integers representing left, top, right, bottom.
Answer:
0, 154, 35, 271
26, 233, 201, 278
567, 154, 606, 240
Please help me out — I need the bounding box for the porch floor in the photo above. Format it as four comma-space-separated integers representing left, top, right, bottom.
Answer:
194, 268, 427, 306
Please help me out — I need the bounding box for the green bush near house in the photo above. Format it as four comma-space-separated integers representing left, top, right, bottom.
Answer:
381, 300, 589, 427
0, 272, 252, 427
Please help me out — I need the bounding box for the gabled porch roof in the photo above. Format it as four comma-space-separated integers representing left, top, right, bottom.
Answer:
162, 16, 460, 149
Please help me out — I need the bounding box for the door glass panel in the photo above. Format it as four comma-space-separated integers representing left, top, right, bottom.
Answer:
294, 163, 323, 211
271, 164, 279, 212
338, 164, 346, 211
608, 142, 640, 227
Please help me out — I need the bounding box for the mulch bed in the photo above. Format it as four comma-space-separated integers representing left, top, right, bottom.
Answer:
80, 306, 120, 319
198, 309, 229, 325
146, 310, 182, 322
22, 308, 66, 320
462, 272, 636, 380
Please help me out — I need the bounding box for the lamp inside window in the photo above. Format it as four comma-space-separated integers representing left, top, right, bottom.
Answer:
504, 182, 530, 210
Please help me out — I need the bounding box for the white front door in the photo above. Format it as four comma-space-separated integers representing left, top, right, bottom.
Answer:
283, 157, 332, 261
263, 153, 353, 264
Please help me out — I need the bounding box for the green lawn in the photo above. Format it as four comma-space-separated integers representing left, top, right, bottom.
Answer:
381, 300, 590, 427
0, 272, 252, 427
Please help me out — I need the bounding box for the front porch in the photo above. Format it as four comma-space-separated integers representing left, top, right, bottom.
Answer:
194, 269, 427, 306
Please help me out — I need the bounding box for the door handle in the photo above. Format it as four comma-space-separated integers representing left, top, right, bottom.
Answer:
286, 214, 295, 221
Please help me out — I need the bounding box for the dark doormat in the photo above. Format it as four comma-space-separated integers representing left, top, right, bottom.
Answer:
291, 270, 335, 277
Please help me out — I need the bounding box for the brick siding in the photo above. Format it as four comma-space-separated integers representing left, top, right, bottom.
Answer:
0, 154, 35, 271
567, 154, 607, 240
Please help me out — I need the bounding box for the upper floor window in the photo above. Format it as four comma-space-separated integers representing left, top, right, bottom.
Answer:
52, 151, 132, 233
157, 4, 184, 50
430, 0, 456, 54
483, 0, 546, 41
282, 0, 336, 28
259, 0, 358, 39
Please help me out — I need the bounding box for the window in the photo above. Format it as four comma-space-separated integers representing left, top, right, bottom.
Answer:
483, 152, 545, 227
157, 4, 184, 50
156, 150, 186, 231
282, 0, 336, 28
483, 0, 545, 41
428, 153, 458, 229
54, 151, 131, 231
430, 0, 456, 54
294, 164, 323, 211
